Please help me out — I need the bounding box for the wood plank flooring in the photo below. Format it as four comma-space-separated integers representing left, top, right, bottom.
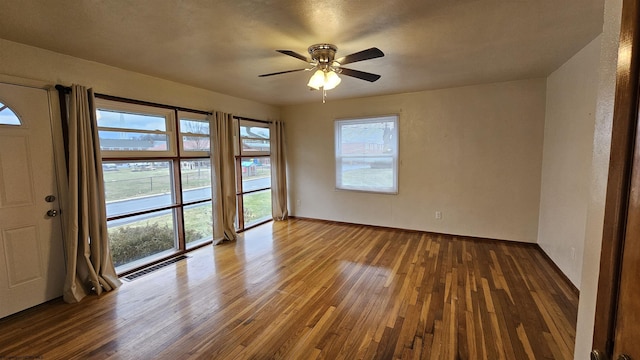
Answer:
0, 218, 578, 359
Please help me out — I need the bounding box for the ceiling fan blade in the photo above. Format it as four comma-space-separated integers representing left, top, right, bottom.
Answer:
339, 67, 381, 82
336, 47, 384, 65
258, 68, 308, 77
276, 50, 311, 63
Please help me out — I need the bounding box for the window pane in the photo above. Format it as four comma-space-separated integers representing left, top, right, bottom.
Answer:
104, 161, 174, 217
108, 209, 177, 269
182, 135, 210, 152
97, 109, 167, 131
335, 116, 399, 193
180, 119, 209, 134
240, 123, 270, 154
241, 138, 270, 153
185, 201, 213, 248
0, 102, 21, 125
338, 119, 397, 156
181, 159, 212, 203
243, 189, 272, 228
240, 125, 269, 139
99, 131, 169, 151
241, 157, 271, 192
338, 157, 395, 191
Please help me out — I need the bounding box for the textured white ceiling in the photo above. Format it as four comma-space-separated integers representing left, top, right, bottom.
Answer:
0, 0, 604, 105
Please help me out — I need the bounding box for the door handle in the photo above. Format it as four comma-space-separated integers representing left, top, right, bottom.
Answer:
46, 209, 58, 217
591, 350, 607, 360
592, 350, 633, 360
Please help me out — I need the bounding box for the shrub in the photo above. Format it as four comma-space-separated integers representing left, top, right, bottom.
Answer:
109, 223, 204, 267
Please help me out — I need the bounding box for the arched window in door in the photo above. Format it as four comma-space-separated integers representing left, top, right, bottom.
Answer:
0, 102, 22, 126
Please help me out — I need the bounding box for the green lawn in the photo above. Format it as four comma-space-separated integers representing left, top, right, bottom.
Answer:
103, 167, 211, 202
244, 190, 272, 226
342, 168, 393, 188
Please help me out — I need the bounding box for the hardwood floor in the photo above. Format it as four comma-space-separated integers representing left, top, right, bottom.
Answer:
0, 218, 578, 359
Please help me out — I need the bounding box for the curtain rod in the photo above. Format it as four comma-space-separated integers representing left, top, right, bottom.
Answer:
55, 85, 272, 123
55, 85, 211, 115
234, 116, 271, 124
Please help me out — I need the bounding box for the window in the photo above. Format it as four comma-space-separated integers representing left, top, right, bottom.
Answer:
335, 115, 399, 194
96, 98, 213, 272
236, 119, 272, 230
180, 117, 210, 153
0, 102, 21, 126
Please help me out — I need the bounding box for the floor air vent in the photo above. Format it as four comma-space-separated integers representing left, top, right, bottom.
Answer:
123, 255, 190, 281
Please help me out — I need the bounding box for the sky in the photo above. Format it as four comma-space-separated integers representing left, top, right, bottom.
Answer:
0, 102, 21, 125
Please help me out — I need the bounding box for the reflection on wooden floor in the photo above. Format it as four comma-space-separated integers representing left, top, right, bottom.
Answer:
0, 218, 578, 359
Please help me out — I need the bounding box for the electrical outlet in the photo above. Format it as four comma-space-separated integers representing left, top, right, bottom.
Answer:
296, 199, 301, 207
570, 247, 576, 260
435, 211, 442, 220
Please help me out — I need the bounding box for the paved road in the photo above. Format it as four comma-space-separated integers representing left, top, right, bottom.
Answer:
107, 177, 270, 226
107, 187, 211, 217
242, 176, 270, 192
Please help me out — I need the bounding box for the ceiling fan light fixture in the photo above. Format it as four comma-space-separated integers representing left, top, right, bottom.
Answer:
323, 70, 341, 90
307, 69, 325, 90
307, 69, 341, 91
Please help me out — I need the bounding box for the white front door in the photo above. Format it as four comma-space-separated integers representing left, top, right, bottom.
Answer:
0, 82, 65, 318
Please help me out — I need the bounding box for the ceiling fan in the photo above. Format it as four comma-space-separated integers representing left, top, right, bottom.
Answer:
259, 44, 384, 99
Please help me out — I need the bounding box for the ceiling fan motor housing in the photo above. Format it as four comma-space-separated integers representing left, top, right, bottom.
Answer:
308, 44, 338, 68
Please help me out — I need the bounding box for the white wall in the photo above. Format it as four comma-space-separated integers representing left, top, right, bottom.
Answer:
283, 79, 546, 242
574, 0, 622, 358
537, 36, 601, 288
0, 39, 280, 120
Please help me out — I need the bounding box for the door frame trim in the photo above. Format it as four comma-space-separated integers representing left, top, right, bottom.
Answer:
593, 0, 640, 354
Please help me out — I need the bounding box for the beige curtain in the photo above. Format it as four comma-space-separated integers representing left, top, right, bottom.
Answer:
210, 111, 237, 245
63, 85, 121, 303
270, 120, 288, 220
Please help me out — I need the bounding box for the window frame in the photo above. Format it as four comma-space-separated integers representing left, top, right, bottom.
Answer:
334, 114, 400, 194
178, 112, 211, 157
239, 119, 271, 157
96, 100, 213, 274
177, 111, 213, 249
96, 99, 176, 158
235, 119, 272, 231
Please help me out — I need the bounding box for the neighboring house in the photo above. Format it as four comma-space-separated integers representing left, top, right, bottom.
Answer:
100, 138, 156, 151
340, 126, 393, 156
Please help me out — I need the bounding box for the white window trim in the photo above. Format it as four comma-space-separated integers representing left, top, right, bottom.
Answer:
95, 98, 177, 158
335, 114, 399, 194
239, 119, 270, 157
178, 111, 210, 157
